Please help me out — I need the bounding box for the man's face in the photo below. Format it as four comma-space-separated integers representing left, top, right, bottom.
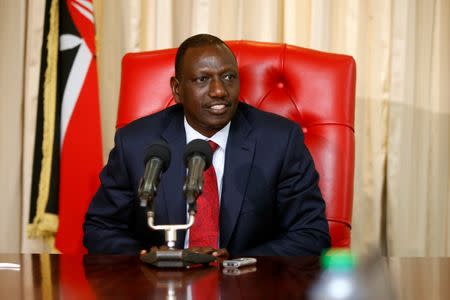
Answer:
171, 44, 240, 137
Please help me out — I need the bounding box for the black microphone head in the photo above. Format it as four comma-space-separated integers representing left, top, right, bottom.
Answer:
183, 139, 213, 169
144, 141, 171, 171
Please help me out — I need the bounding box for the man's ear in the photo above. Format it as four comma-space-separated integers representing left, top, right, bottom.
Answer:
170, 76, 181, 104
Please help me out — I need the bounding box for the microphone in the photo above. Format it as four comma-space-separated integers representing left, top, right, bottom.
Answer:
138, 141, 171, 208
183, 139, 213, 212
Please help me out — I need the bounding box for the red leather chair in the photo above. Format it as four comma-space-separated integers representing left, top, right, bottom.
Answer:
116, 41, 356, 247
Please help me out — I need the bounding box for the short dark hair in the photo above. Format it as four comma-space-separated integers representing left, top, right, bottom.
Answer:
175, 34, 236, 79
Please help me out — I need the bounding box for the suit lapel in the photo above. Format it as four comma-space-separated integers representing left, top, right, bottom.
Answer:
160, 107, 187, 248
220, 106, 255, 248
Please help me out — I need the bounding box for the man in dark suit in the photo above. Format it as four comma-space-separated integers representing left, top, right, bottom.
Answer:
83, 34, 330, 257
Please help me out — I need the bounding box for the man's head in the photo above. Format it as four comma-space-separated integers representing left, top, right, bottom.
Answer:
171, 34, 240, 138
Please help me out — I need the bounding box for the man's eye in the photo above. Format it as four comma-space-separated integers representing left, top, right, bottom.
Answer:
195, 76, 208, 83
223, 74, 235, 81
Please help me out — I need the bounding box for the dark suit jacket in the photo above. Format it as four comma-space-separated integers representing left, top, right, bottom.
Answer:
83, 102, 330, 256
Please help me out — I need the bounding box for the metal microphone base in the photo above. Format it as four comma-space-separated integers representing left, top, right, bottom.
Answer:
140, 249, 217, 268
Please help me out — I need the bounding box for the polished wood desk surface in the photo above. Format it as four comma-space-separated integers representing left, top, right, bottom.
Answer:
0, 254, 449, 299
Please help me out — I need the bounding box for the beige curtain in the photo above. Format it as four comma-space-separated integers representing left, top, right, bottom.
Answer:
0, 0, 448, 256
0, 0, 27, 252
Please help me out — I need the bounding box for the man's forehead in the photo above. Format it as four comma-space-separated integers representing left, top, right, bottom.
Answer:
183, 44, 236, 63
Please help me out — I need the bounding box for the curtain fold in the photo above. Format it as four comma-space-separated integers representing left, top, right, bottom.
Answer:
0, 0, 27, 253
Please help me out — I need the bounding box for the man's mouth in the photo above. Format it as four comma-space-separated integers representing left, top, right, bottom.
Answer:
206, 102, 230, 114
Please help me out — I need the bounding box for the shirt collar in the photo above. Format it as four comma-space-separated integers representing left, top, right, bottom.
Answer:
184, 117, 230, 150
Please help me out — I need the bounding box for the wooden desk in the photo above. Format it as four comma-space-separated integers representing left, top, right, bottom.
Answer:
0, 254, 449, 299
0, 254, 319, 299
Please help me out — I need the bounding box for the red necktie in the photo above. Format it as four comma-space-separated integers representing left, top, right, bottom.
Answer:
189, 140, 219, 248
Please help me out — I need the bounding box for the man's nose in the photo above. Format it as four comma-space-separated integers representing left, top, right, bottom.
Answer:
209, 78, 226, 97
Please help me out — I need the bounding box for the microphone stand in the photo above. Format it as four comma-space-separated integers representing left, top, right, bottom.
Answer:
139, 193, 217, 268
140, 144, 217, 268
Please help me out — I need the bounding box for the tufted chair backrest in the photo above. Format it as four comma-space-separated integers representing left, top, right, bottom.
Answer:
116, 40, 356, 247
